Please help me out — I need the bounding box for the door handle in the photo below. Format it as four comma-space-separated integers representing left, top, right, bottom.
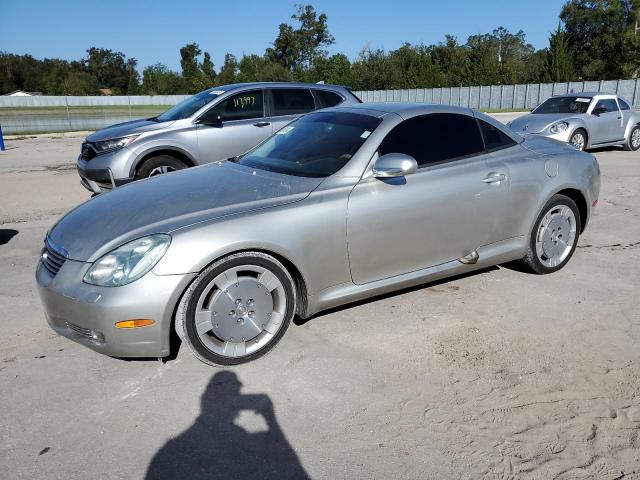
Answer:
482, 172, 506, 184
253, 121, 271, 127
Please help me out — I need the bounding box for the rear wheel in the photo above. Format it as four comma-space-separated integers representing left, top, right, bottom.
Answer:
177, 252, 296, 366
569, 129, 587, 151
135, 155, 187, 179
624, 125, 640, 151
519, 194, 581, 274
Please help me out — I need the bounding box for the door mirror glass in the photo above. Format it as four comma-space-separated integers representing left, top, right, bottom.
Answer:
592, 107, 607, 116
372, 153, 418, 178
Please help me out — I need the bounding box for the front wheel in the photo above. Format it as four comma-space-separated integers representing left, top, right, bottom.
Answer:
136, 155, 187, 179
519, 194, 582, 274
177, 252, 296, 366
624, 125, 640, 151
569, 129, 587, 151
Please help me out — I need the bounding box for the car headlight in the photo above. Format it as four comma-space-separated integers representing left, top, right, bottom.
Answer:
549, 122, 569, 134
93, 135, 139, 154
83, 234, 171, 287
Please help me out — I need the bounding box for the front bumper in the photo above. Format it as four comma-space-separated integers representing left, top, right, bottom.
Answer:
76, 147, 135, 194
36, 258, 195, 358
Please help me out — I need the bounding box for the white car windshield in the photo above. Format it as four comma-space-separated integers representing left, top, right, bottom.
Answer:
533, 96, 592, 114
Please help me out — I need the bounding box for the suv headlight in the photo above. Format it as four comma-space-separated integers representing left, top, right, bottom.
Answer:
83, 234, 171, 287
93, 135, 139, 154
549, 122, 569, 134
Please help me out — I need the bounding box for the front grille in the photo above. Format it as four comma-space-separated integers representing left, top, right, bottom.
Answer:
81, 142, 97, 160
41, 237, 68, 277
66, 321, 93, 339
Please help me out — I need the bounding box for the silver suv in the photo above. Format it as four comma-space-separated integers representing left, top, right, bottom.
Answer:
77, 82, 361, 193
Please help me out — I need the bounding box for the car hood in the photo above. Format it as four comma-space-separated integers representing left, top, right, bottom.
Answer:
49, 163, 323, 262
86, 118, 175, 142
508, 113, 580, 134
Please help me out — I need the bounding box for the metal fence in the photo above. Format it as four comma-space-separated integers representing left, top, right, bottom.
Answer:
353, 79, 640, 110
1, 79, 639, 135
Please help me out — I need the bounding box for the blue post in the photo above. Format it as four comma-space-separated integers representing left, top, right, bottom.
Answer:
0, 124, 5, 151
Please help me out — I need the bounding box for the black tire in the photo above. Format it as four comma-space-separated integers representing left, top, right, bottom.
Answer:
623, 125, 640, 151
135, 155, 187, 179
569, 129, 588, 151
519, 194, 582, 274
177, 252, 296, 366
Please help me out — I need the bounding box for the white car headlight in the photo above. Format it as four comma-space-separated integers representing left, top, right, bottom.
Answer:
549, 122, 569, 134
93, 135, 139, 154
83, 234, 171, 287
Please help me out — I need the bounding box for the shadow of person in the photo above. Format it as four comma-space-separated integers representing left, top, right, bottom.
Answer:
146, 371, 309, 480
0, 229, 18, 246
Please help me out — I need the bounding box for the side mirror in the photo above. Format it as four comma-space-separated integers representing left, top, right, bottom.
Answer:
592, 107, 606, 116
372, 153, 418, 178
196, 113, 222, 127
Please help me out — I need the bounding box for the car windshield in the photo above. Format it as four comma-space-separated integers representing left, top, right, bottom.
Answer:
533, 96, 592, 114
237, 112, 382, 178
155, 90, 223, 122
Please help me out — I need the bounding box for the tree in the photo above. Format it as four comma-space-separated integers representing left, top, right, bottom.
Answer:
546, 24, 574, 81
560, 0, 637, 79
200, 52, 216, 85
84, 47, 129, 93
267, 4, 334, 72
217, 53, 239, 85
142, 63, 184, 94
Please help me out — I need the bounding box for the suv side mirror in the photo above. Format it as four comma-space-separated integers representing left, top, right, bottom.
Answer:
197, 112, 223, 127
592, 107, 606, 116
372, 153, 418, 178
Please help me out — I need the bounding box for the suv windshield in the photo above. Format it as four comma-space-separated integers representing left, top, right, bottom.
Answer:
238, 112, 382, 178
155, 90, 223, 122
533, 96, 592, 114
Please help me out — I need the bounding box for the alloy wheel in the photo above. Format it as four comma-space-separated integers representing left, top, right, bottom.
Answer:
192, 265, 288, 359
535, 205, 577, 268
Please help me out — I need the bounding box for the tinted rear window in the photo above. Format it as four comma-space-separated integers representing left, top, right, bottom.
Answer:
618, 98, 631, 110
272, 89, 315, 116
315, 90, 344, 108
479, 120, 516, 151
379, 113, 485, 167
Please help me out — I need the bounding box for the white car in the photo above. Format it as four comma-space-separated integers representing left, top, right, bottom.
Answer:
508, 92, 640, 151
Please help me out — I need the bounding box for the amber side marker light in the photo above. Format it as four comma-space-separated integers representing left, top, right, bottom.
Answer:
115, 319, 155, 329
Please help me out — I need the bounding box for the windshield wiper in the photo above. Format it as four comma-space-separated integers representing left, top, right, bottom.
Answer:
226, 156, 241, 163
147, 116, 160, 122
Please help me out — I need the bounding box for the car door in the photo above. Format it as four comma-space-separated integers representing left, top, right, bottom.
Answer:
195, 89, 271, 162
590, 98, 624, 144
347, 113, 511, 285
265, 88, 316, 133
617, 97, 635, 132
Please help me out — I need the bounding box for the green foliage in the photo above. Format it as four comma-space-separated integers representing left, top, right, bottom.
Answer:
1, 2, 638, 96
560, 0, 638, 79
546, 24, 574, 81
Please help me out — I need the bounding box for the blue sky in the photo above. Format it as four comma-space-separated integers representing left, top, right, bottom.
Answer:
1, 0, 566, 71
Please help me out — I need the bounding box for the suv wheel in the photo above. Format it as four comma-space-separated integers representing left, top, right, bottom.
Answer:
136, 155, 187, 179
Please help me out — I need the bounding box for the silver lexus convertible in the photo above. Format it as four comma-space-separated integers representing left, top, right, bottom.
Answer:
37, 104, 600, 366
507, 92, 640, 151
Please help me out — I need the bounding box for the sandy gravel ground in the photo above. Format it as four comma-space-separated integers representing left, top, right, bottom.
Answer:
1, 128, 639, 479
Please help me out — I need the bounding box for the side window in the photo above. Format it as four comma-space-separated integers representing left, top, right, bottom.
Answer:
379, 113, 485, 167
272, 89, 315, 116
315, 90, 344, 108
595, 99, 619, 113
206, 90, 264, 122
478, 120, 516, 151
618, 97, 631, 111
